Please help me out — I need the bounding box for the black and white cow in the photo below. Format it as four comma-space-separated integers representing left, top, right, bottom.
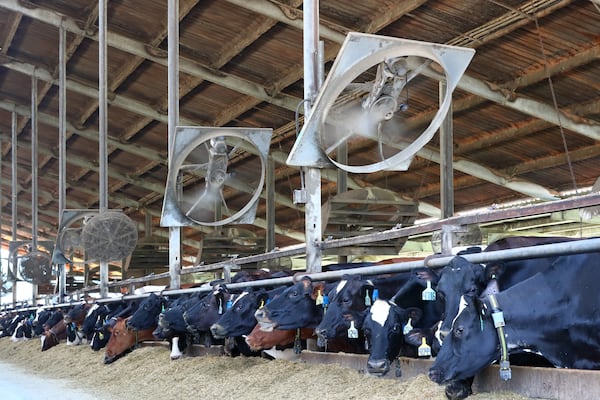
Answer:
315, 268, 440, 345
255, 276, 335, 331
432, 236, 583, 400
429, 251, 600, 395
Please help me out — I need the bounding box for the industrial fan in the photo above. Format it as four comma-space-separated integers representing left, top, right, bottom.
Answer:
8, 241, 54, 285
52, 209, 99, 264
161, 127, 272, 227
287, 33, 475, 173
80, 211, 138, 263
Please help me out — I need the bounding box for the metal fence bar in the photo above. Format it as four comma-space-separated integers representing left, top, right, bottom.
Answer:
5, 236, 600, 313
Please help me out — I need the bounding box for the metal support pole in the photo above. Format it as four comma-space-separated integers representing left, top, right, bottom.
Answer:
303, 0, 322, 273
98, 0, 109, 297
31, 74, 39, 303
58, 24, 67, 302
11, 111, 17, 307
440, 80, 454, 219
0, 138, 2, 308
168, 0, 181, 289
266, 156, 275, 254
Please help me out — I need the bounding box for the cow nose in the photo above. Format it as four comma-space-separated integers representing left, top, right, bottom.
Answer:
428, 367, 443, 383
254, 308, 266, 321
315, 328, 327, 340
367, 359, 390, 376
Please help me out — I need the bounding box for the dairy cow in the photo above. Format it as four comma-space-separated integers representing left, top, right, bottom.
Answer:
429, 251, 600, 396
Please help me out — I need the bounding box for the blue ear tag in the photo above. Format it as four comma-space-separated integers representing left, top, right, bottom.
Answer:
364, 289, 372, 306
322, 294, 329, 313
226, 299, 233, 310
422, 280, 436, 301
403, 317, 413, 335
372, 289, 379, 301
347, 321, 359, 339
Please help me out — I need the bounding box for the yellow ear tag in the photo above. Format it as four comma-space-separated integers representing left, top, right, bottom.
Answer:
259, 299, 265, 308
316, 290, 324, 306
418, 337, 432, 357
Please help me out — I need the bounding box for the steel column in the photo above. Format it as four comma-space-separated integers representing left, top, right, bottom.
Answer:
98, 0, 109, 297
303, 0, 322, 273
58, 25, 67, 302
30, 74, 39, 303
168, 0, 181, 289
10, 111, 17, 307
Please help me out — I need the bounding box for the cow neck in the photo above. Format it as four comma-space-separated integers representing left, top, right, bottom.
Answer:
486, 294, 511, 381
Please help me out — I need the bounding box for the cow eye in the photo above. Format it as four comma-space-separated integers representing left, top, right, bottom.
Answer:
392, 323, 402, 333
453, 325, 465, 338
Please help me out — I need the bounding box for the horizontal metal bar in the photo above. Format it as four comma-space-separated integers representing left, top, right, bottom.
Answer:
6, 237, 600, 314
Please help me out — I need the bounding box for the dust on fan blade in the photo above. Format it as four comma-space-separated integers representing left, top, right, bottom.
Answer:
185, 137, 230, 222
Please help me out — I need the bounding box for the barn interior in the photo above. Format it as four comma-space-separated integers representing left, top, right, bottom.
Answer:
0, 0, 599, 297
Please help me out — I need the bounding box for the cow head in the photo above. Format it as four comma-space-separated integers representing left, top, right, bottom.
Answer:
255, 276, 327, 331
210, 288, 271, 339
363, 299, 411, 376
127, 293, 165, 331
435, 257, 486, 341
429, 295, 498, 384
183, 284, 231, 334
315, 275, 374, 341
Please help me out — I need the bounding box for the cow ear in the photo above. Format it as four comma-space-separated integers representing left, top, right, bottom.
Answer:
405, 307, 423, 326
360, 282, 376, 305
310, 282, 326, 299
413, 267, 439, 286
256, 292, 269, 308
485, 261, 505, 282
405, 328, 427, 347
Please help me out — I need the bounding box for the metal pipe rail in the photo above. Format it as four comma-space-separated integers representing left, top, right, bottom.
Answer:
70, 192, 600, 294
5, 236, 600, 313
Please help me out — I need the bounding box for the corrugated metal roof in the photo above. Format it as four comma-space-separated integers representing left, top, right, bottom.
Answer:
0, 0, 599, 278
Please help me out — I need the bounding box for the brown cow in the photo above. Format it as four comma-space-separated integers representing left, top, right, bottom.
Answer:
245, 325, 314, 352
41, 319, 66, 351
104, 316, 156, 364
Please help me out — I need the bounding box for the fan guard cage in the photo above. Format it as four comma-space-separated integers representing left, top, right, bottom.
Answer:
81, 211, 138, 262
161, 126, 272, 227
287, 32, 475, 173
18, 250, 53, 284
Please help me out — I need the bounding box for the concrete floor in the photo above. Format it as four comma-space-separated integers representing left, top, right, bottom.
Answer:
0, 361, 99, 400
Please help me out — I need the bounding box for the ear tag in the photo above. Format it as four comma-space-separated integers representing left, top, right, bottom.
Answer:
403, 318, 413, 335
364, 289, 372, 306
226, 299, 233, 310
364, 336, 369, 351
322, 294, 329, 313
372, 288, 379, 301
422, 280, 436, 301
315, 290, 324, 306
99, 332, 104, 340
347, 321, 359, 339
418, 337, 432, 357
259, 299, 265, 308
161, 304, 165, 312
218, 299, 223, 314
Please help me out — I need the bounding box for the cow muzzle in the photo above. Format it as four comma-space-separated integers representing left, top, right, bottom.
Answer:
428, 367, 445, 384
367, 358, 390, 376
210, 324, 227, 339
